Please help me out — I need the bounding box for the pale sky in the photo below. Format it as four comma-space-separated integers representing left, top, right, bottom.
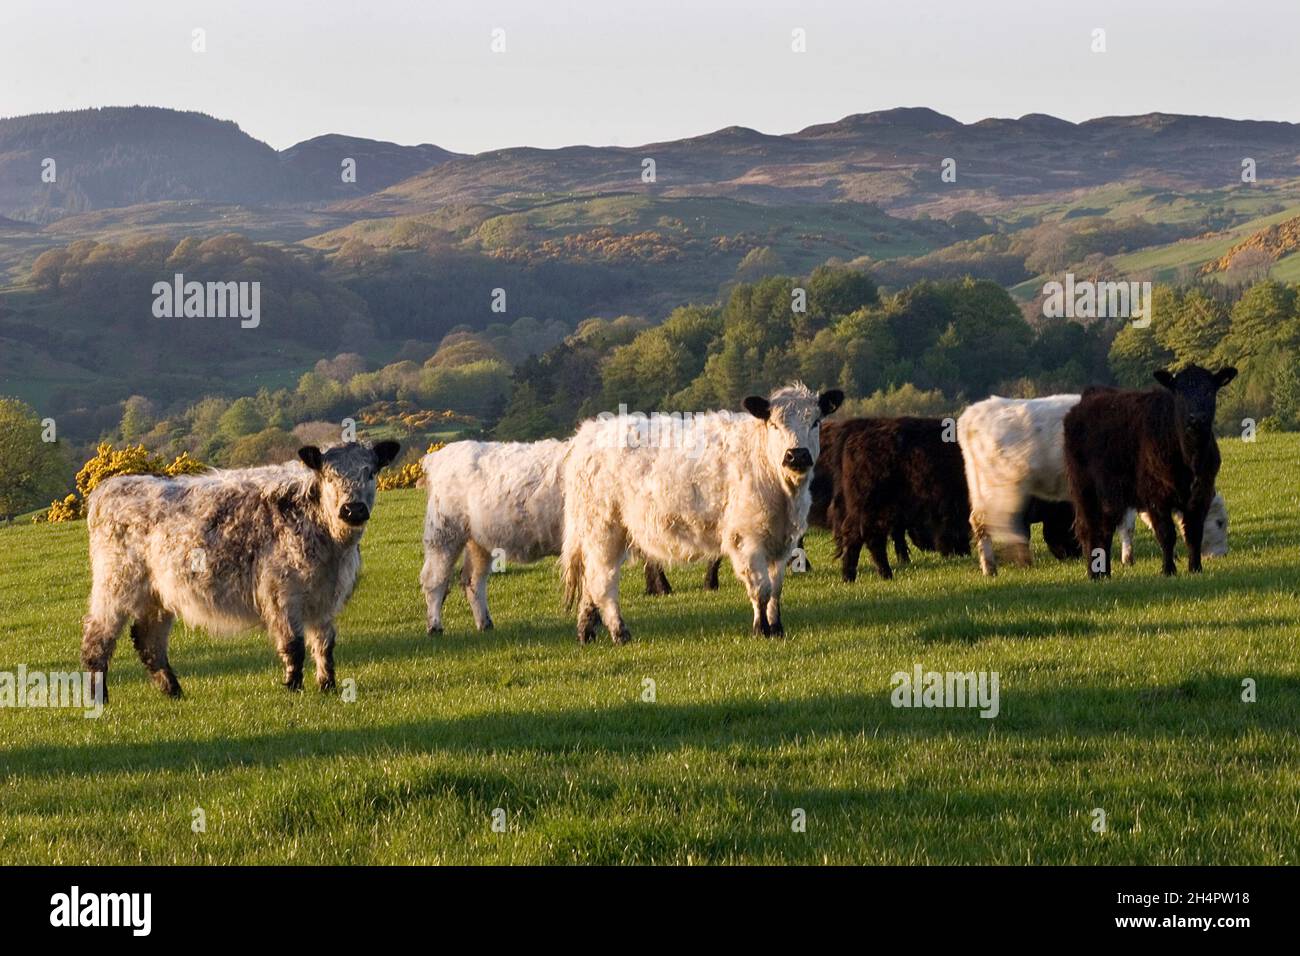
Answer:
2, 0, 1297, 153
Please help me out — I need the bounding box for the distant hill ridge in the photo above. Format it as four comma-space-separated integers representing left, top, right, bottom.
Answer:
3, 105, 1300, 223
0, 106, 463, 222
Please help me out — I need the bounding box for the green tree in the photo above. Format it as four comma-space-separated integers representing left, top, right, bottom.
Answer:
0, 398, 68, 517
1109, 322, 1174, 388
119, 395, 156, 442
218, 397, 267, 440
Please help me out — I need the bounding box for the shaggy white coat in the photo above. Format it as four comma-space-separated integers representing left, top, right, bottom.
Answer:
560, 383, 830, 642
420, 439, 570, 632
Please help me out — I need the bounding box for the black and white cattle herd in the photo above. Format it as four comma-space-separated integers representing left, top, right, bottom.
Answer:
80, 365, 1238, 697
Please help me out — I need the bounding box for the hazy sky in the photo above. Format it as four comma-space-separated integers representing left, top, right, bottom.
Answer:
3, 0, 1297, 153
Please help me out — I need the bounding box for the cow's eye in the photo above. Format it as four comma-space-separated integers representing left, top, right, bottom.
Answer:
1216, 520, 1225, 528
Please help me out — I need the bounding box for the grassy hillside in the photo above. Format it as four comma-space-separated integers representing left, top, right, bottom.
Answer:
1, 436, 1297, 864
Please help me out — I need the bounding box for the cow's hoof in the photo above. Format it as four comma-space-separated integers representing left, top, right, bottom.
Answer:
611, 627, 632, 646
284, 675, 304, 691
152, 670, 183, 698
427, 624, 443, 636
478, 618, 494, 632
769, 622, 785, 638
318, 676, 337, 692
752, 621, 771, 637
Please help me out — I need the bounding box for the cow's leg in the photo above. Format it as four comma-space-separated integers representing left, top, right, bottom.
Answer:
81, 598, 128, 705
1119, 509, 1138, 566
867, 531, 893, 580
1181, 508, 1207, 574
644, 562, 672, 596
728, 544, 773, 636
892, 522, 911, 565
463, 540, 494, 631
1006, 508, 1033, 567
1073, 484, 1110, 580
1087, 514, 1119, 580
307, 622, 337, 691
765, 558, 787, 637
268, 609, 306, 690
839, 535, 863, 583
970, 508, 997, 577
580, 535, 630, 644
576, 599, 603, 645
420, 535, 462, 635
1149, 507, 1179, 576
704, 558, 722, 591
790, 534, 812, 573
131, 607, 181, 698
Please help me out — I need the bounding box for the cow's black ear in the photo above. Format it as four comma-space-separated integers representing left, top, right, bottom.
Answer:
298, 446, 323, 471
819, 389, 845, 416
373, 440, 401, 470
1213, 367, 1238, 389
743, 396, 771, 420
1153, 369, 1175, 390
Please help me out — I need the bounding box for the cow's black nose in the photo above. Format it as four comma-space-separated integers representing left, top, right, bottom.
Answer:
339, 502, 370, 526
783, 448, 813, 471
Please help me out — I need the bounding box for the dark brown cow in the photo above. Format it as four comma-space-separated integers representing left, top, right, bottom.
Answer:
825, 416, 971, 581
1023, 497, 1082, 560
1063, 364, 1237, 579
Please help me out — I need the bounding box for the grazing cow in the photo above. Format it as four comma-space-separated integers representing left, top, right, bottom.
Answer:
958, 394, 1084, 575
422, 439, 677, 628
1121, 492, 1229, 565
959, 393, 1227, 573
81, 440, 400, 700
561, 383, 843, 642
825, 416, 970, 581
1063, 365, 1237, 578
420, 439, 570, 633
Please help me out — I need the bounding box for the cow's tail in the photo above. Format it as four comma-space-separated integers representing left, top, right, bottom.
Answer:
561, 531, 584, 611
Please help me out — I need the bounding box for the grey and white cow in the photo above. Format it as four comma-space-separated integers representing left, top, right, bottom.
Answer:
80, 440, 400, 700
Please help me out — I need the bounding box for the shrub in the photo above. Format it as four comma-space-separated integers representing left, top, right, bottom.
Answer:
42, 444, 209, 521
34, 494, 79, 524
377, 442, 444, 490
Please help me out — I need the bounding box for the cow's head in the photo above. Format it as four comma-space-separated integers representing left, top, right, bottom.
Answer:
743, 383, 844, 484
298, 440, 401, 537
1202, 492, 1229, 558
1153, 364, 1237, 434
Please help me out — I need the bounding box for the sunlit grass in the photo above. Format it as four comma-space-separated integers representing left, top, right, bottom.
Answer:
1, 435, 1297, 864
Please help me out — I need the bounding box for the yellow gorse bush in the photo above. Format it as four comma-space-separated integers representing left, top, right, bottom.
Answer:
37, 444, 209, 522
376, 441, 445, 491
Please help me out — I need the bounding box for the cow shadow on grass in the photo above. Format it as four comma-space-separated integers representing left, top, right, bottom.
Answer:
6, 674, 1300, 783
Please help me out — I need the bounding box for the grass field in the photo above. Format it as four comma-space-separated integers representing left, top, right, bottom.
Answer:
2, 436, 1299, 865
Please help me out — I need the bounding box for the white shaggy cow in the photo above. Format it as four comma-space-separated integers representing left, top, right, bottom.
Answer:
958, 394, 1228, 574
560, 383, 843, 643
958, 394, 1081, 574
80, 440, 400, 700
420, 439, 570, 633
